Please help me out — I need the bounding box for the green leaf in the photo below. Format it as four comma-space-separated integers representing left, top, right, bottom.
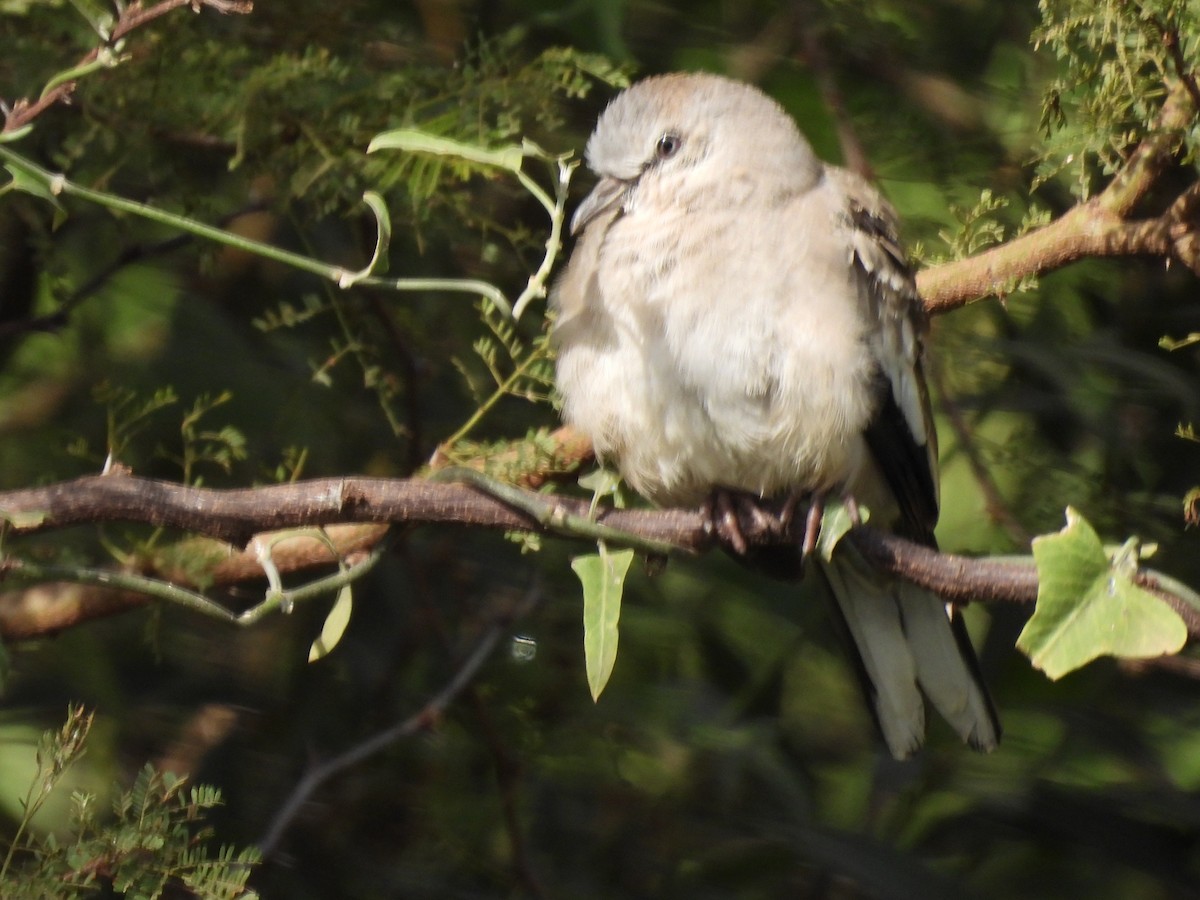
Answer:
3, 162, 64, 208
573, 544, 633, 701
578, 467, 625, 512
366, 128, 526, 173
0, 507, 46, 529
1017, 508, 1187, 680
0, 123, 33, 144
308, 585, 353, 662
359, 190, 390, 276
816, 501, 870, 562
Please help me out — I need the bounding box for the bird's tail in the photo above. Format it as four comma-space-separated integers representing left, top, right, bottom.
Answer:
817, 541, 1001, 759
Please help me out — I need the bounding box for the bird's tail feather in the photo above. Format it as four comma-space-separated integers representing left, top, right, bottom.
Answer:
818, 544, 1000, 759
899, 581, 1001, 752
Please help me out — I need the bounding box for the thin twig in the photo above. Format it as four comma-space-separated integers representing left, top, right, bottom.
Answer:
1148, 14, 1200, 117
111, 0, 253, 42
366, 292, 426, 473
2, 0, 253, 135
403, 544, 546, 897
256, 581, 539, 858
793, 0, 874, 179
0, 206, 266, 342
926, 362, 1030, 545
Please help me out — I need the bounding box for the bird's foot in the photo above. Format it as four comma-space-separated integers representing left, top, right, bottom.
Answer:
703, 489, 787, 556
774, 490, 828, 562
793, 491, 861, 562
702, 489, 851, 562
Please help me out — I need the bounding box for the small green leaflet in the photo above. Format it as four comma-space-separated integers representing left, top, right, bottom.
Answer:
4, 162, 63, 208
573, 543, 634, 701
578, 467, 625, 512
815, 500, 869, 562
308, 585, 354, 662
1017, 507, 1186, 679
0, 507, 47, 529
336, 191, 391, 287
0, 123, 33, 144
366, 129, 526, 173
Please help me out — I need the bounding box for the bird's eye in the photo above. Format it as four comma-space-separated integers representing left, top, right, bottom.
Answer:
655, 133, 682, 160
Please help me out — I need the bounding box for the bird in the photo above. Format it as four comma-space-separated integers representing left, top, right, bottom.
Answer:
550, 72, 1000, 759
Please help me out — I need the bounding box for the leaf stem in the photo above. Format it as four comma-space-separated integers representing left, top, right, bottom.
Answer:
0, 146, 513, 315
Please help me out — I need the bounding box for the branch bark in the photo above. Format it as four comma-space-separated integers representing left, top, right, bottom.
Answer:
917, 80, 1200, 312
2, 471, 1198, 642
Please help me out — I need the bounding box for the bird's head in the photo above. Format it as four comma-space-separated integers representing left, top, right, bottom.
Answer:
571, 72, 821, 235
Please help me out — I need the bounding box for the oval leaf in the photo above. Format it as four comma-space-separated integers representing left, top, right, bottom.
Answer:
366, 128, 525, 173
573, 545, 633, 701
308, 585, 354, 663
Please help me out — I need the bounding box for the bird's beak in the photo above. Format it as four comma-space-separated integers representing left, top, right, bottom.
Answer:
570, 176, 628, 236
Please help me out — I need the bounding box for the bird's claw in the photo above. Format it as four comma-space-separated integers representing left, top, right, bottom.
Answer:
800, 492, 825, 561
705, 489, 809, 557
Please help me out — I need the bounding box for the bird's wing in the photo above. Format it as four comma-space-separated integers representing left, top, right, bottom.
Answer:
819, 167, 1001, 757
827, 166, 939, 544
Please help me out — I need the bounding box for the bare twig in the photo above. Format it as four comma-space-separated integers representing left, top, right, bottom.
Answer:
0, 522, 389, 641
0, 205, 268, 342
256, 581, 539, 859
404, 545, 547, 897
111, 0, 253, 42
926, 362, 1031, 545
793, 0, 874, 179
366, 292, 426, 473
1148, 14, 1200, 120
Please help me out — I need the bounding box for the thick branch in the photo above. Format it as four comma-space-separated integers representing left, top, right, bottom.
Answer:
0, 472, 698, 548
1, 472, 1197, 643
918, 80, 1199, 312
851, 529, 1200, 636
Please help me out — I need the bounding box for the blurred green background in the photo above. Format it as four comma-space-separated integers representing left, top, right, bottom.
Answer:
2, 0, 1200, 896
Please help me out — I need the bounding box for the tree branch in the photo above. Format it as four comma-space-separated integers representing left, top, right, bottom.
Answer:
2, 471, 1198, 642
917, 80, 1199, 312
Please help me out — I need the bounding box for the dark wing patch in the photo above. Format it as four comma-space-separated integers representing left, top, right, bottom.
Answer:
864, 381, 938, 545
826, 166, 940, 545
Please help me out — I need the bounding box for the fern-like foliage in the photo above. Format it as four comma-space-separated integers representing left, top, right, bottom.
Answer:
1034, 0, 1199, 196
1, 707, 260, 900
71, 26, 628, 226
439, 299, 558, 470
444, 426, 576, 484
938, 188, 1011, 260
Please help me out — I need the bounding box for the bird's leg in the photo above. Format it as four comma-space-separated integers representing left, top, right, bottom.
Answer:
842, 493, 862, 527
792, 492, 863, 561
705, 489, 748, 555
799, 491, 826, 560
778, 492, 803, 532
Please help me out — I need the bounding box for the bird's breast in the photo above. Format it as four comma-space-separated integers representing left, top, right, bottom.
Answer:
554, 197, 877, 506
